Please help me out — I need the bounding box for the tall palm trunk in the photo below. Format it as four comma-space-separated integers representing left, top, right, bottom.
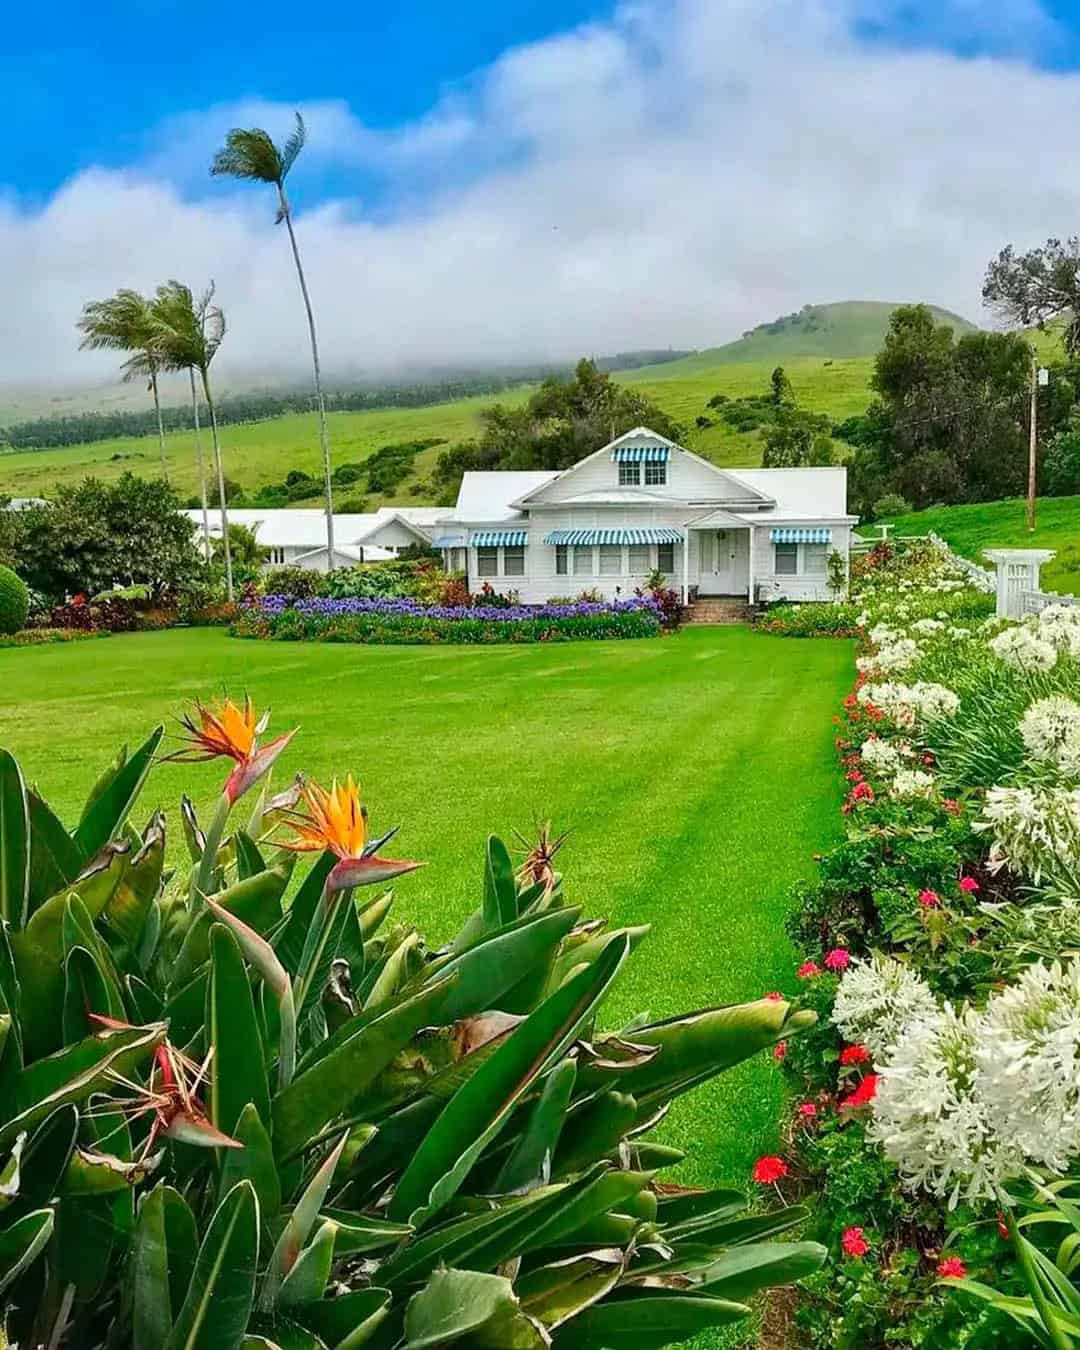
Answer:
189, 369, 211, 560
200, 368, 233, 601
278, 187, 335, 564
149, 364, 168, 480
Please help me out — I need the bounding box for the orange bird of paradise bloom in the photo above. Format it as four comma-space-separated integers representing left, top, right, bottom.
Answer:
169, 695, 297, 804
279, 774, 424, 893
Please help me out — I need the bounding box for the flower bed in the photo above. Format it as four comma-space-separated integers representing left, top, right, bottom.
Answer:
232, 594, 663, 644
759, 543, 1080, 1346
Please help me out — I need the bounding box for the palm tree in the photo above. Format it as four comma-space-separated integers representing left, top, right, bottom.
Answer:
77, 290, 169, 479
149, 281, 233, 599
210, 113, 335, 562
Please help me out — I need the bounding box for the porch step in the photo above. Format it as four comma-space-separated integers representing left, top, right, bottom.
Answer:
685, 599, 751, 625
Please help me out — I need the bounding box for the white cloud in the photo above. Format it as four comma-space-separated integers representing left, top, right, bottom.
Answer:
4, 0, 1080, 389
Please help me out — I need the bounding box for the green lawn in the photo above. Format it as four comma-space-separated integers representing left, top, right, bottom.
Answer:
0, 625, 850, 1192
871, 494, 1080, 596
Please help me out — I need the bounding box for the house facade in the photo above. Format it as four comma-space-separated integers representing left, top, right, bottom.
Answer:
185, 507, 444, 571
433, 427, 857, 604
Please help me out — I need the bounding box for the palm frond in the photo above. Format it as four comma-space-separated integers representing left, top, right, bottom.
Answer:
280, 112, 306, 180
76, 289, 154, 353
147, 279, 225, 374
210, 127, 283, 185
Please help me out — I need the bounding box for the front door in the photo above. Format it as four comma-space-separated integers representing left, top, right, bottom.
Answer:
698, 530, 744, 594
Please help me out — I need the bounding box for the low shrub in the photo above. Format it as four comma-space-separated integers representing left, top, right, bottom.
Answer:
0, 626, 109, 648
261, 565, 322, 602
0, 563, 29, 635
757, 601, 863, 637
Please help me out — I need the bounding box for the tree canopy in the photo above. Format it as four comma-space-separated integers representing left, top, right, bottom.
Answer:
983, 237, 1080, 355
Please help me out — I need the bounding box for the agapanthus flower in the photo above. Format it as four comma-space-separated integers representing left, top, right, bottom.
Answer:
976, 785, 1080, 882
170, 695, 297, 803
841, 1226, 870, 1258
891, 769, 936, 800
280, 775, 424, 893
752, 1155, 788, 1184
989, 626, 1057, 674
1019, 696, 1080, 778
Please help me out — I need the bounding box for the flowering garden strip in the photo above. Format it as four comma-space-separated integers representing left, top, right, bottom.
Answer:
232, 594, 664, 644
757, 541, 1080, 1347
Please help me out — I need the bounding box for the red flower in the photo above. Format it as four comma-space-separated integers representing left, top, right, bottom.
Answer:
764, 991, 784, 1001
841, 1226, 870, 1258
774, 1041, 787, 1061
850, 782, 874, 802
752, 1155, 789, 1185
797, 1101, 818, 1119
959, 876, 979, 893
797, 960, 821, 979
918, 889, 941, 908
824, 947, 850, 972
942, 798, 961, 814
996, 1212, 1010, 1240
841, 1073, 879, 1109
839, 1044, 871, 1066
846, 769, 864, 784
937, 1256, 967, 1279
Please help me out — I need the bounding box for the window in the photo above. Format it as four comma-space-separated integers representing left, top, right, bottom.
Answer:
598, 544, 622, 576
618, 462, 641, 486
804, 543, 828, 575
774, 542, 798, 575
657, 542, 675, 574
503, 545, 525, 577
573, 547, 593, 576
555, 545, 568, 576
628, 543, 650, 573
644, 461, 667, 487
268, 547, 286, 565
477, 546, 498, 577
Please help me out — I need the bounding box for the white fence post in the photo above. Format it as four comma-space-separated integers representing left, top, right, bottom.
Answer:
983, 549, 1056, 619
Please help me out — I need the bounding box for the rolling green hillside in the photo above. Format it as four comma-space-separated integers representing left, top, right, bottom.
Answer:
868, 496, 1080, 596
0, 300, 972, 502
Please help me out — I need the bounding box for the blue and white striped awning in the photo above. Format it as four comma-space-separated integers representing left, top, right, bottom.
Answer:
433, 535, 467, 549
470, 530, 528, 548
770, 527, 832, 544
611, 445, 670, 463
544, 527, 683, 546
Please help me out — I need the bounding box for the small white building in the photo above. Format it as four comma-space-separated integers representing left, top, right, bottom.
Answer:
184, 507, 443, 572
432, 427, 856, 604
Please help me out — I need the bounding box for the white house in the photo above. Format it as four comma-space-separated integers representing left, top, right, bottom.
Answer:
432, 427, 857, 604
184, 507, 444, 572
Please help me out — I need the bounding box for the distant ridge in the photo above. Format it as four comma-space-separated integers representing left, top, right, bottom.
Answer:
669, 301, 981, 371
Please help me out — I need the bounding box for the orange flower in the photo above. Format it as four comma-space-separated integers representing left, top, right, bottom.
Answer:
280, 775, 423, 892
170, 695, 297, 803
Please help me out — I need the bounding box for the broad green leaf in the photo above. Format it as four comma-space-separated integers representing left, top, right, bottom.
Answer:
166, 1181, 259, 1350
0, 750, 29, 930
209, 925, 271, 1136
362, 930, 417, 1010
696, 1241, 827, 1300
319, 1208, 411, 1254
234, 831, 267, 881
552, 1090, 637, 1179
403, 1268, 538, 1349
261, 1135, 346, 1311
275, 850, 336, 974
61, 1145, 163, 1196
103, 815, 165, 954
175, 859, 295, 987
389, 935, 629, 1228
74, 726, 164, 857
62, 944, 124, 1042
483, 835, 518, 930
0, 1133, 25, 1209
26, 789, 84, 915
130, 1184, 200, 1346
12, 1104, 77, 1212
272, 975, 455, 1160
278, 1219, 336, 1308
218, 1103, 282, 1227
293, 1288, 391, 1349
0, 1208, 53, 1294
554, 1291, 750, 1347
295, 889, 366, 1022
496, 1058, 576, 1194
517, 1252, 624, 1329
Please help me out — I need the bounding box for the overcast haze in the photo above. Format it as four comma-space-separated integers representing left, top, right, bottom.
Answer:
6, 0, 1080, 389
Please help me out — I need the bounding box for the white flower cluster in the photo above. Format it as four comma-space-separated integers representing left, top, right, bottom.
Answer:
832, 955, 939, 1060
1028, 604, 1080, 659
891, 768, 936, 799
977, 785, 1080, 881
990, 625, 1058, 673
859, 736, 913, 777
858, 681, 960, 729
911, 618, 945, 635
856, 638, 921, 676
1019, 696, 1080, 778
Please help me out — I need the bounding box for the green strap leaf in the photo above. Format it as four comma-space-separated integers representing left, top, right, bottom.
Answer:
0, 1207, 53, 1295
277, 1219, 336, 1308
26, 789, 84, 916
260, 1135, 346, 1312
233, 831, 267, 881
696, 1241, 827, 1301
166, 1181, 259, 1350
482, 835, 518, 930
291, 1288, 390, 1349
404, 1268, 545, 1350
554, 1291, 750, 1348
209, 925, 271, 1137
218, 1103, 281, 1227
496, 1057, 577, 1194
0, 749, 29, 930
74, 726, 164, 858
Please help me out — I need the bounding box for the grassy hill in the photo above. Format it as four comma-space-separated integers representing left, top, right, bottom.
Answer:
868, 497, 1080, 596
0, 300, 972, 503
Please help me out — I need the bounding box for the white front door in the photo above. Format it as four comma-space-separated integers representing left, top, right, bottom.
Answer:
698, 530, 745, 593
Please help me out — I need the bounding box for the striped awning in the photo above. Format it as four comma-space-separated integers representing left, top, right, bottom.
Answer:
544, 527, 683, 546
470, 530, 527, 548
611, 445, 670, 463
771, 527, 832, 544
433, 535, 467, 548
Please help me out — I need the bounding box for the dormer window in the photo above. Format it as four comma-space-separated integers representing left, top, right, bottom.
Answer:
644, 461, 667, 487
618, 462, 641, 487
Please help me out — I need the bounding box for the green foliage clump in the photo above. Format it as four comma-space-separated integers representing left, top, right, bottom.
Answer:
0, 563, 28, 634
0, 711, 824, 1348
234, 606, 662, 645
872, 492, 911, 519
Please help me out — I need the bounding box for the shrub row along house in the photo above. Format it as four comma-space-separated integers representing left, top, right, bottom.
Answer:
433, 427, 856, 604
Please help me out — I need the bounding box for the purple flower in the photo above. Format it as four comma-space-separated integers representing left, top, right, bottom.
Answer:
255, 595, 662, 624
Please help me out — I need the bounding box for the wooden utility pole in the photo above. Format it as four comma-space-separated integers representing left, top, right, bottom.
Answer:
1028, 348, 1039, 534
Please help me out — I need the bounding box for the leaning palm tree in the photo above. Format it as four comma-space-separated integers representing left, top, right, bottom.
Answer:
77, 289, 169, 478
149, 281, 233, 599
210, 113, 335, 562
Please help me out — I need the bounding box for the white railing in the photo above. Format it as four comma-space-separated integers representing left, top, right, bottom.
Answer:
925, 533, 995, 593
1020, 589, 1080, 615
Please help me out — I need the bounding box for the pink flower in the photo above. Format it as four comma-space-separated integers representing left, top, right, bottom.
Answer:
797, 960, 822, 979
752, 1155, 789, 1185
797, 1101, 818, 1119
959, 876, 979, 893
824, 947, 850, 972
841, 1226, 869, 1258
840, 1073, 879, 1110
774, 1041, 787, 1061
918, 889, 941, 908
839, 1044, 871, 1066
937, 1257, 967, 1279
850, 782, 874, 803
764, 991, 784, 1001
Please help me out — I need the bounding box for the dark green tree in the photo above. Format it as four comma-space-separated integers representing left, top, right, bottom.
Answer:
983, 237, 1080, 354
761, 408, 833, 466
770, 365, 796, 407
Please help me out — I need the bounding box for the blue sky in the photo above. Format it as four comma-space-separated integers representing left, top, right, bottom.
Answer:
8, 0, 1080, 383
